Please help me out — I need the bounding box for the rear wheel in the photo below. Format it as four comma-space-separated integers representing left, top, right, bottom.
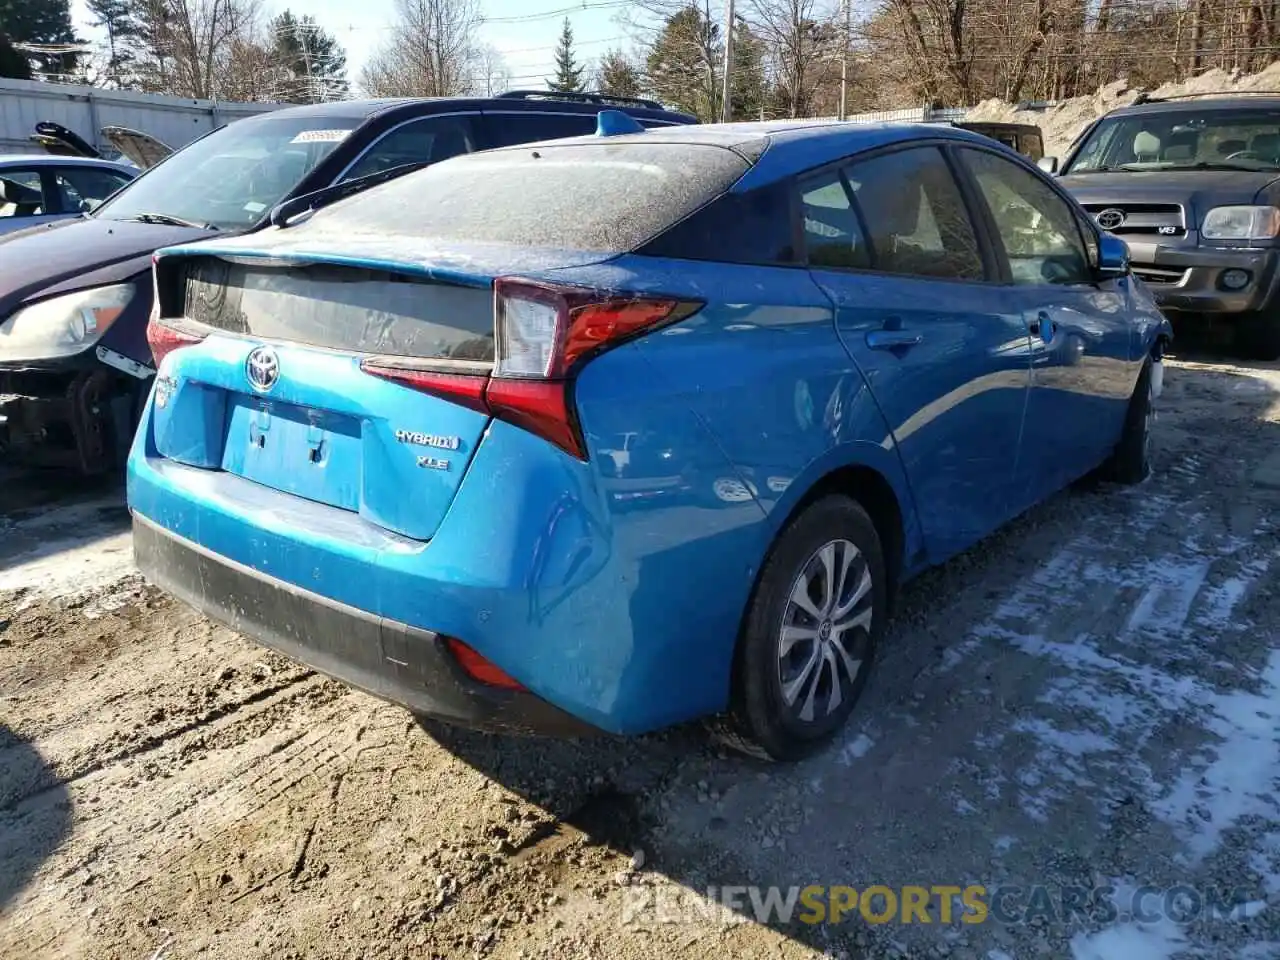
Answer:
715, 495, 886, 762
1103, 357, 1155, 485
1238, 310, 1280, 362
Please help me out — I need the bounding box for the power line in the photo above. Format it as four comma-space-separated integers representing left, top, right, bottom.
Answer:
480, 1, 629, 24
501, 34, 626, 54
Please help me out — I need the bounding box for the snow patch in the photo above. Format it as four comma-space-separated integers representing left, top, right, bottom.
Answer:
1069, 918, 1188, 960
1152, 650, 1280, 863
837, 733, 874, 766
0, 497, 135, 608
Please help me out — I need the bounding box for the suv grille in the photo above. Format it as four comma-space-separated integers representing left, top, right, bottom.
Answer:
1080, 202, 1186, 238
1130, 264, 1188, 285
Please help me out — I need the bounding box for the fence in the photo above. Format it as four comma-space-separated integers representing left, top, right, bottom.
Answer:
757, 105, 973, 124
0, 78, 283, 158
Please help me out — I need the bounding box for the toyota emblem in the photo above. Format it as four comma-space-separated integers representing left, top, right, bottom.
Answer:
1095, 208, 1126, 231
246, 345, 280, 392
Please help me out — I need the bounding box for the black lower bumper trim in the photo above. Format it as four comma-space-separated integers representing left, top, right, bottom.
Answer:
132, 514, 600, 738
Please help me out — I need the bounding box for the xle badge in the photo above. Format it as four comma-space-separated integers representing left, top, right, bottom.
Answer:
417, 456, 450, 471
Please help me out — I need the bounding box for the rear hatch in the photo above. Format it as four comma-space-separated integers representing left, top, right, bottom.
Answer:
144, 135, 754, 542
151, 252, 500, 541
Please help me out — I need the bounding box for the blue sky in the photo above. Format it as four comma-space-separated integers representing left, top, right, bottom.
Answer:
70, 0, 641, 91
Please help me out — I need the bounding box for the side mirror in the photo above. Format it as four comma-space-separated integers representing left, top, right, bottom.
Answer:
1096, 231, 1130, 279
1037, 156, 1059, 174
80, 198, 101, 213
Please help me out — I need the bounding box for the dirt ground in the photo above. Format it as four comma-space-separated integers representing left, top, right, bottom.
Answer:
3, 345, 1280, 960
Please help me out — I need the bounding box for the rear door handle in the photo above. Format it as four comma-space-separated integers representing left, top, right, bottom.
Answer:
865, 330, 924, 350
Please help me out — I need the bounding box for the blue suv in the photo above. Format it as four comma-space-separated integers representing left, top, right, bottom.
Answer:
129, 117, 1171, 760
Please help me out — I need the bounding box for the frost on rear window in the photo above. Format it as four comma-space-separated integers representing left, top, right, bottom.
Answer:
303, 142, 752, 254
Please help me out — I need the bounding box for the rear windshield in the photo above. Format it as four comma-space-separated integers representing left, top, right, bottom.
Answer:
181, 258, 494, 361
301, 141, 752, 253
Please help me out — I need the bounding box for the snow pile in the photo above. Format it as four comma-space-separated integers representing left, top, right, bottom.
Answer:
964, 62, 1280, 159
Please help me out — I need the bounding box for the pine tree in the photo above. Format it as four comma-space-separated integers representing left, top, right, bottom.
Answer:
0, 32, 32, 78
548, 17, 585, 94
0, 0, 81, 76
596, 49, 641, 99
729, 18, 765, 121
270, 10, 349, 103
86, 0, 139, 83
646, 5, 720, 120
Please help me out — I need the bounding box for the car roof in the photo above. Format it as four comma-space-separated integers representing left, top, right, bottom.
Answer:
1109, 95, 1280, 117
0, 154, 135, 171
234, 95, 696, 127
485, 118, 1005, 189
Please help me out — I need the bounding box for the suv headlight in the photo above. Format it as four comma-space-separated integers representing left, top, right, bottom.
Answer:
1202, 205, 1280, 240
0, 284, 135, 361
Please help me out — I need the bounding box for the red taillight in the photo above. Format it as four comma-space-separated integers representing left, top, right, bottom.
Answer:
561, 299, 682, 372
494, 277, 693, 379
360, 362, 490, 415
362, 280, 699, 461
146, 318, 206, 368
445, 638, 526, 691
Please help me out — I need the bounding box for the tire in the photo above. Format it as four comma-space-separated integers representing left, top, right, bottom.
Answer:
1238, 311, 1280, 362
714, 495, 887, 762
1104, 358, 1155, 485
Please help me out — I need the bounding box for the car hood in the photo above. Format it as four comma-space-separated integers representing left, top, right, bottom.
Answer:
0, 217, 216, 317
102, 126, 172, 170
1058, 169, 1280, 220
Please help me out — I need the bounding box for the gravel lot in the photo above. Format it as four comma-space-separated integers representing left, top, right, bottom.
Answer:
3, 349, 1280, 960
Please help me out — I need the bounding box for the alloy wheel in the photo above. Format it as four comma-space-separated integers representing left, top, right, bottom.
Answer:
777, 539, 874, 723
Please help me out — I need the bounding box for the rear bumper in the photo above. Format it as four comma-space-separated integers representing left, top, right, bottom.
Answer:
132, 512, 600, 738
1129, 243, 1280, 315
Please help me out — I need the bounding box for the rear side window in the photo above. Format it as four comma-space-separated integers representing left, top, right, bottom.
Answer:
305, 142, 752, 254
637, 182, 797, 265
844, 147, 984, 281
799, 172, 869, 269
483, 113, 599, 147
0, 169, 47, 218
341, 116, 476, 182
54, 167, 132, 210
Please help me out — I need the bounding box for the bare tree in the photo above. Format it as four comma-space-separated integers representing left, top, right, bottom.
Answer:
473, 44, 511, 96
744, 0, 841, 116
129, 0, 264, 99
360, 0, 482, 97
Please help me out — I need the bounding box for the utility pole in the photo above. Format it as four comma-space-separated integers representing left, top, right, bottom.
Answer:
838, 0, 850, 120
721, 0, 735, 123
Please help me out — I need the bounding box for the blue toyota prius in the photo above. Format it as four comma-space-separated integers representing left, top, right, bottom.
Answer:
128, 116, 1172, 761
